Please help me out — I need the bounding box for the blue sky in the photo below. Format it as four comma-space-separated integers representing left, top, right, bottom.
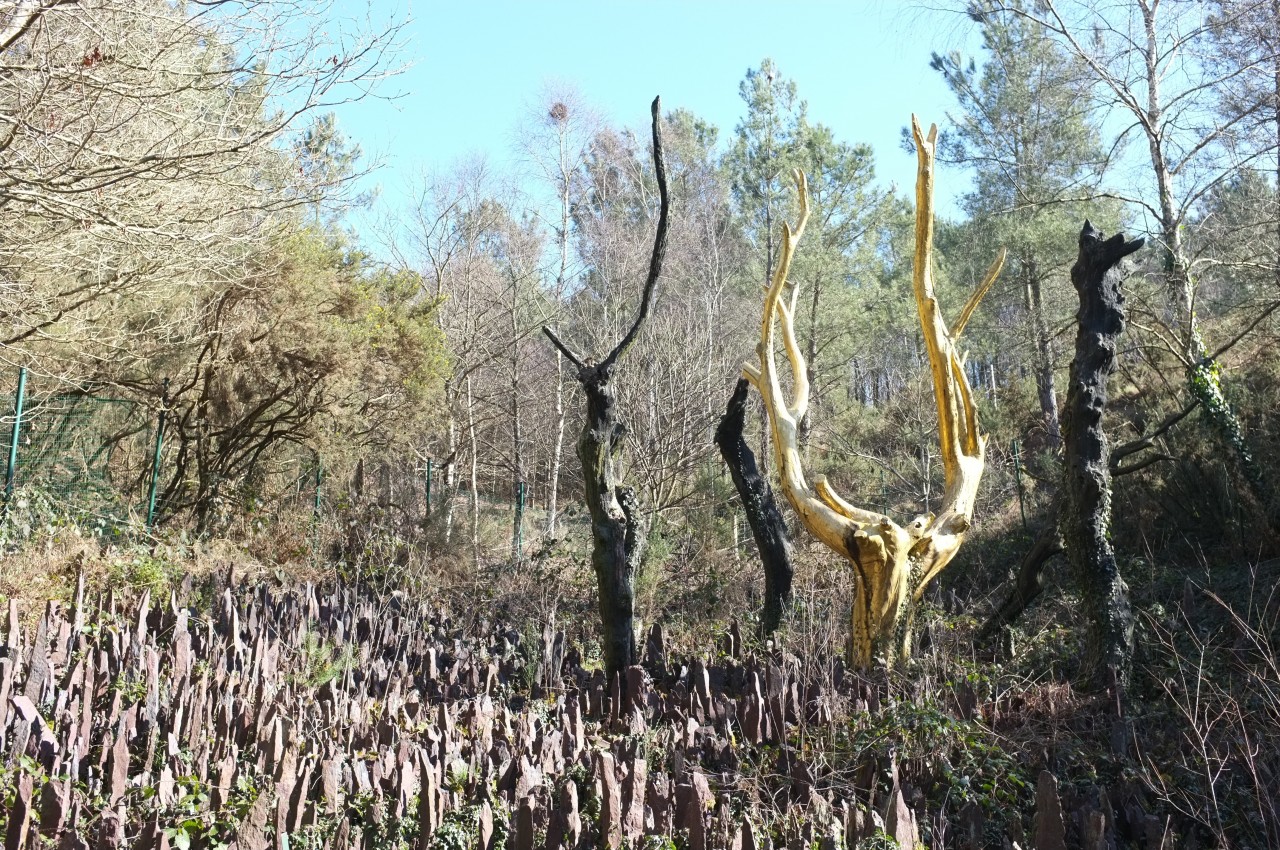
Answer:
328, 1, 983, 231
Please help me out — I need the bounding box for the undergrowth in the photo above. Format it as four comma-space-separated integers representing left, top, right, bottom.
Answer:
2, 501, 1277, 847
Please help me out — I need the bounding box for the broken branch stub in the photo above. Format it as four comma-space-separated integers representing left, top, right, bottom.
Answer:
745, 117, 1003, 668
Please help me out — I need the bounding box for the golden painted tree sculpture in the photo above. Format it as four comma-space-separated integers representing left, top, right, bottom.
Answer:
746, 117, 1005, 667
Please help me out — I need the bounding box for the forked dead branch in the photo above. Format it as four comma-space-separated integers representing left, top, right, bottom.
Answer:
746, 116, 1005, 668
541, 97, 670, 683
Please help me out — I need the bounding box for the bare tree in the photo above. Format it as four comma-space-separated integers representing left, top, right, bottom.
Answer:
542, 97, 669, 681
716, 378, 792, 635
1205, 0, 1280, 311
748, 120, 1004, 668
390, 162, 508, 547
990, 0, 1270, 499
516, 87, 600, 539
0, 0, 400, 370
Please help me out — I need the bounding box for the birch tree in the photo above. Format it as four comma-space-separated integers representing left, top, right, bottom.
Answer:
986, 0, 1271, 507
516, 89, 600, 539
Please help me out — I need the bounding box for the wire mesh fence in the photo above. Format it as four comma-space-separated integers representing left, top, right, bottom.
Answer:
273, 449, 581, 564
1, 368, 158, 530
0, 366, 1032, 559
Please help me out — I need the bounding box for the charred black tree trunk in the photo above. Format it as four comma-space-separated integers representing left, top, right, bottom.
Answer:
542, 97, 669, 682
978, 520, 1063, 640
1061, 221, 1142, 688
715, 378, 793, 635
575, 368, 647, 677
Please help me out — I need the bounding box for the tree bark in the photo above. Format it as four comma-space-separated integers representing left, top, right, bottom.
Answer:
1025, 260, 1061, 450
466, 374, 480, 565
1061, 221, 1142, 688
576, 367, 647, 676
546, 351, 565, 537
715, 378, 793, 635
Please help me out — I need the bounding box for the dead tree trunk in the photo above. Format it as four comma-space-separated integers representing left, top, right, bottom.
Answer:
715, 378, 792, 635
542, 96, 669, 682
978, 521, 1062, 640
1061, 220, 1142, 688
746, 119, 1005, 668
575, 367, 647, 675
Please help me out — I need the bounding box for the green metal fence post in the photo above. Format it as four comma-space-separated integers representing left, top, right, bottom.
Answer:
512, 480, 526, 560
313, 456, 323, 520
1011, 439, 1028, 531
4, 367, 28, 507
425, 458, 433, 516
145, 378, 169, 530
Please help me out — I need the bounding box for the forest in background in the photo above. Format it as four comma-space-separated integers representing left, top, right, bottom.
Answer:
2, 0, 1280, 847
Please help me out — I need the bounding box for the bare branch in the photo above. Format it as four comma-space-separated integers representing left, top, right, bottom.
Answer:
540, 326, 586, 372
1110, 400, 1200, 468
1210, 300, 1280, 361
599, 96, 670, 372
